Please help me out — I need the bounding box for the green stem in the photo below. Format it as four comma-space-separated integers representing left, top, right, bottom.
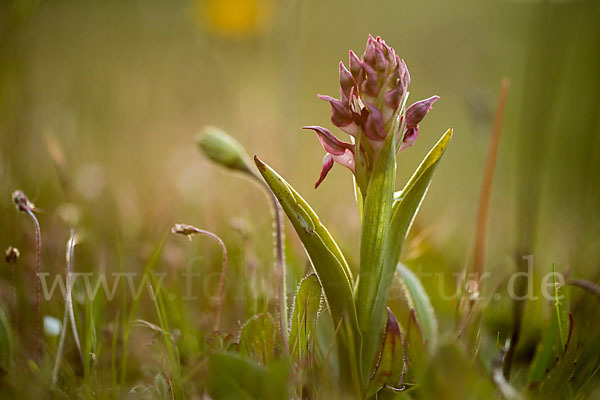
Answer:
256, 176, 289, 354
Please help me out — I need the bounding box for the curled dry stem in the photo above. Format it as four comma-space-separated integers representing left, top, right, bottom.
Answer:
171, 224, 228, 331
12, 190, 42, 360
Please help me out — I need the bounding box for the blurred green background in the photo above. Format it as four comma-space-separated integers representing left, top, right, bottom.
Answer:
0, 0, 599, 389
2, 0, 599, 267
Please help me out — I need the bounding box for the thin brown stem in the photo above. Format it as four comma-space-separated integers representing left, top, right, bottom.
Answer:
209, 233, 228, 332
567, 279, 600, 298
25, 208, 42, 360
171, 224, 228, 331
195, 230, 228, 332
266, 186, 289, 354
10, 263, 18, 329
474, 77, 510, 282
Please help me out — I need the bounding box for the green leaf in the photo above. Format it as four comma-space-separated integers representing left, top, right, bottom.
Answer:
357, 128, 452, 378
552, 264, 569, 351
539, 314, 578, 397
393, 128, 453, 204
367, 308, 405, 397
239, 313, 276, 364
0, 308, 12, 373
253, 158, 358, 324
528, 316, 558, 383
254, 157, 362, 392
289, 274, 322, 362
208, 352, 289, 400
405, 309, 427, 377
371, 128, 451, 353
355, 130, 397, 378
396, 263, 438, 350
529, 266, 570, 383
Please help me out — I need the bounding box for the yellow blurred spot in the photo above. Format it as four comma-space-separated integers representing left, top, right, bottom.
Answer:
200, 0, 272, 37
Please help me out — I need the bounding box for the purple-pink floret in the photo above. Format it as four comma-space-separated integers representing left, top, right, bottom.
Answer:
305, 35, 438, 188
400, 95, 439, 151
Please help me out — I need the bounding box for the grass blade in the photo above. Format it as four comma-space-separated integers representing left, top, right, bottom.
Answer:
528, 267, 570, 384
0, 308, 12, 374
120, 232, 167, 387
52, 230, 84, 388
552, 264, 569, 350
396, 263, 438, 350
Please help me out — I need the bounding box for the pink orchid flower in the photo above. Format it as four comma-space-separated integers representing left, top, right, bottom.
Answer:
304, 35, 439, 188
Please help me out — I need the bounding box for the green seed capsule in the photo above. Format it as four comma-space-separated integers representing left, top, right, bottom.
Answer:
196, 126, 254, 175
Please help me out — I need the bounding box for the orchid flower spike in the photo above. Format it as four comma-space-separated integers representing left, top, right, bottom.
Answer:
304, 35, 439, 190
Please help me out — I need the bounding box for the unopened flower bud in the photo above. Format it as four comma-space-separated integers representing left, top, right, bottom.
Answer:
318, 95, 353, 129
405, 96, 440, 130
196, 126, 254, 175
400, 96, 440, 151
348, 50, 364, 83
5, 246, 19, 264
171, 223, 202, 238
12, 190, 35, 213
338, 62, 355, 100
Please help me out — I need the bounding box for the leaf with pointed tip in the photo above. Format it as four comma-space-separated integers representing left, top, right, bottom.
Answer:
355, 129, 397, 379
396, 263, 438, 351
253, 158, 358, 328
370, 128, 451, 351
405, 308, 427, 378
254, 157, 362, 391
289, 274, 322, 362
0, 308, 11, 373
239, 313, 276, 364
358, 128, 451, 378
367, 308, 405, 397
